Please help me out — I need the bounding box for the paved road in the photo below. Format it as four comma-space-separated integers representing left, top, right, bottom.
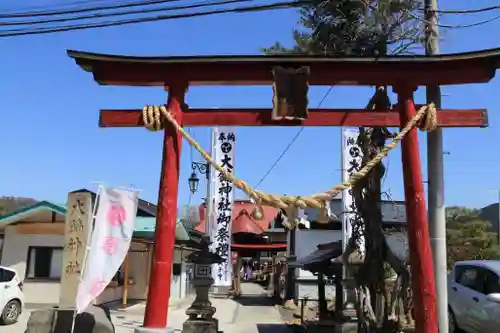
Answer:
4, 307, 30, 333
6, 283, 293, 333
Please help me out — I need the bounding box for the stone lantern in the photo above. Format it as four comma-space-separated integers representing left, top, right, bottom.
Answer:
182, 235, 223, 333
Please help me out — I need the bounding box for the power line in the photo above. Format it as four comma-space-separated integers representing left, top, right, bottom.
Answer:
6, 0, 500, 17
2, 1, 499, 37
0, 0, 124, 12
0, 0, 252, 27
0, 0, 180, 18
253, 86, 334, 189
361, 0, 500, 29
420, 5, 500, 15
0, 0, 312, 37
406, 8, 500, 29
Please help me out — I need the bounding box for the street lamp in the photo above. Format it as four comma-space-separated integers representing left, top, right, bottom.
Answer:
189, 161, 213, 237
189, 161, 209, 194
188, 172, 200, 194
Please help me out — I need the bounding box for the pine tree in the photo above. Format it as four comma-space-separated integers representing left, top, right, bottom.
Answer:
263, 0, 423, 56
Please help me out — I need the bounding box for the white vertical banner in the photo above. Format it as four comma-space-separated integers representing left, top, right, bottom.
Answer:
211, 127, 236, 287
75, 186, 140, 313
207, 128, 217, 236
341, 128, 365, 258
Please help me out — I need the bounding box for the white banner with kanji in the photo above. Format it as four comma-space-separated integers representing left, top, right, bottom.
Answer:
211, 127, 236, 287
75, 186, 140, 313
341, 128, 365, 257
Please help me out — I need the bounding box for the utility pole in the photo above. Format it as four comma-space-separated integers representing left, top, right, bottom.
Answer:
425, 0, 448, 332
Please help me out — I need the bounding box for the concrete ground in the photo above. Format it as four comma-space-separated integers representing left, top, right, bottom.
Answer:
6, 283, 295, 333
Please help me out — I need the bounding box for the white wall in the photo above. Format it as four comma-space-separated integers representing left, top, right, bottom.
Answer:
170, 247, 194, 300
295, 229, 341, 279
1, 227, 63, 304
170, 249, 182, 299
128, 251, 150, 300
0, 235, 5, 262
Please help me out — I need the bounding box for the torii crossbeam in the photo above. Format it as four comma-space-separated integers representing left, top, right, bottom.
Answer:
68, 47, 500, 333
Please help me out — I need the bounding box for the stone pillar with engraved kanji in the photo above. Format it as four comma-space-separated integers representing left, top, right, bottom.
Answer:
59, 191, 93, 307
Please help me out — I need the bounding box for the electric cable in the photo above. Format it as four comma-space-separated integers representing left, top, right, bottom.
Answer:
253, 86, 334, 189
6, 0, 500, 17
0, 0, 311, 37
0, 0, 253, 27
0, 0, 124, 12
0, 0, 180, 18
406, 9, 500, 29
357, 0, 500, 29
2, 1, 499, 37
419, 5, 500, 15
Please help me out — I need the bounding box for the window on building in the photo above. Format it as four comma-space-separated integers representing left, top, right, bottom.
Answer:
0, 235, 4, 262
172, 263, 182, 276
26, 247, 63, 280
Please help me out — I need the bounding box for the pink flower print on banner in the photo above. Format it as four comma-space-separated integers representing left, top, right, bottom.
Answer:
102, 236, 118, 255
90, 279, 108, 297
107, 204, 126, 226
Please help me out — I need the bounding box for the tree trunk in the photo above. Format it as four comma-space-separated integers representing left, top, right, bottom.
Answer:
350, 87, 412, 333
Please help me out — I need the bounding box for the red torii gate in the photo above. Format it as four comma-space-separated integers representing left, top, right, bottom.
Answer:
68, 48, 500, 333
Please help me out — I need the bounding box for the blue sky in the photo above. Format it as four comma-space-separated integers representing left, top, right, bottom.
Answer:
1, 0, 500, 209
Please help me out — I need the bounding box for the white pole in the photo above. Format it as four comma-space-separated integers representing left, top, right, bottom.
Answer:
340, 128, 348, 304
425, 0, 448, 331
205, 128, 215, 238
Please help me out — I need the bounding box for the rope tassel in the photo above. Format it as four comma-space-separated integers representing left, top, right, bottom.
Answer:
141, 104, 437, 209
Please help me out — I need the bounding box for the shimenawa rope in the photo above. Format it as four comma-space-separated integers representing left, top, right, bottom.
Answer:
142, 104, 437, 209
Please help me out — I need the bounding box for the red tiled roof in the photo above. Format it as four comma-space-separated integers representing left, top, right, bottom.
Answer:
232, 209, 264, 234
196, 200, 278, 235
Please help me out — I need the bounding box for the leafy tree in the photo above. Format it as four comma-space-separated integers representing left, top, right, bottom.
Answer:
446, 206, 500, 268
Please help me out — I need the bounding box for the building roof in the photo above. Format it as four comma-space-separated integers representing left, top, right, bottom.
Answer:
0, 200, 66, 227
231, 209, 265, 235
0, 201, 190, 241
133, 217, 189, 241
67, 48, 500, 86
196, 200, 278, 235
